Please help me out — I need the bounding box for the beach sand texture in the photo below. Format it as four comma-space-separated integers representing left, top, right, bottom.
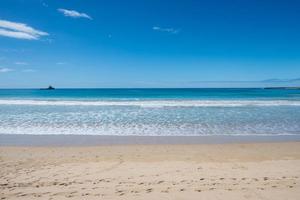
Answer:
1, 142, 300, 199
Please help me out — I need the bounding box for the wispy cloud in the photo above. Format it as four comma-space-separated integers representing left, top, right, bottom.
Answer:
0, 67, 36, 73
262, 78, 300, 83
58, 9, 92, 20
41, 2, 48, 7
56, 62, 67, 65
15, 62, 28, 65
0, 48, 28, 53
0, 67, 13, 73
0, 19, 48, 40
22, 69, 36, 73
152, 26, 179, 34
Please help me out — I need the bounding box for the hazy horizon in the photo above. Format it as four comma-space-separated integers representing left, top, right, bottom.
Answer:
0, 80, 300, 89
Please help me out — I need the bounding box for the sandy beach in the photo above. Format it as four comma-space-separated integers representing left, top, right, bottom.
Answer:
1, 141, 299, 200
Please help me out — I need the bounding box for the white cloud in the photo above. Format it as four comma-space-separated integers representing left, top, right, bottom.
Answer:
0, 29, 37, 40
15, 62, 28, 65
58, 9, 92, 20
0, 67, 13, 73
152, 26, 179, 34
0, 19, 48, 40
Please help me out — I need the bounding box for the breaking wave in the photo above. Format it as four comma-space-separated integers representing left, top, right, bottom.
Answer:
0, 99, 300, 107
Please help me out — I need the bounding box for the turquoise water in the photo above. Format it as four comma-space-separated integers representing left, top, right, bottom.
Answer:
1, 88, 300, 100
0, 88, 300, 136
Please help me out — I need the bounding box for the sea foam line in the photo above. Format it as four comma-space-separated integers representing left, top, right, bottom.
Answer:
0, 99, 300, 107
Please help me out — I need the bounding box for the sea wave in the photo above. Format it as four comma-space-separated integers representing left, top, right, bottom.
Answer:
0, 99, 300, 107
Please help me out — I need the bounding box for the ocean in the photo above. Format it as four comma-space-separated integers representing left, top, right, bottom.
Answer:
0, 88, 300, 136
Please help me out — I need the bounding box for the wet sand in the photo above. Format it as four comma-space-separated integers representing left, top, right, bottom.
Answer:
1, 134, 300, 146
1, 141, 300, 199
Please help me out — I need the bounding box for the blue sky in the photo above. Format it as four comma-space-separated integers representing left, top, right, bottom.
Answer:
0, 0, 299, 88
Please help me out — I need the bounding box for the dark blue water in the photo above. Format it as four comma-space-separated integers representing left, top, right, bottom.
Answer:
0, 88, 299, 100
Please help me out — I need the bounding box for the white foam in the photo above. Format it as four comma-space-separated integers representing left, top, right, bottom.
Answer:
0, 99, 300, 107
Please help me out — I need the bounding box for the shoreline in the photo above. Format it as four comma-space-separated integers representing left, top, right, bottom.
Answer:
1, 134, 300, 146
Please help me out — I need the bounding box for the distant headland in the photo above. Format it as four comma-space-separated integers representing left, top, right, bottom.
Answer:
264, 87, 300, 90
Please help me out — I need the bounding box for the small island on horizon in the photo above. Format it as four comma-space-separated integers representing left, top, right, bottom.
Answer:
40, 85, 55, 90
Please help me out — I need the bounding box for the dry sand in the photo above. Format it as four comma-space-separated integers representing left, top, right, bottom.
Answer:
1, 142, 300, 199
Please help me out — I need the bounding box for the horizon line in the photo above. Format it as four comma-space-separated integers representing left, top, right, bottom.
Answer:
0, 86, 299, 90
